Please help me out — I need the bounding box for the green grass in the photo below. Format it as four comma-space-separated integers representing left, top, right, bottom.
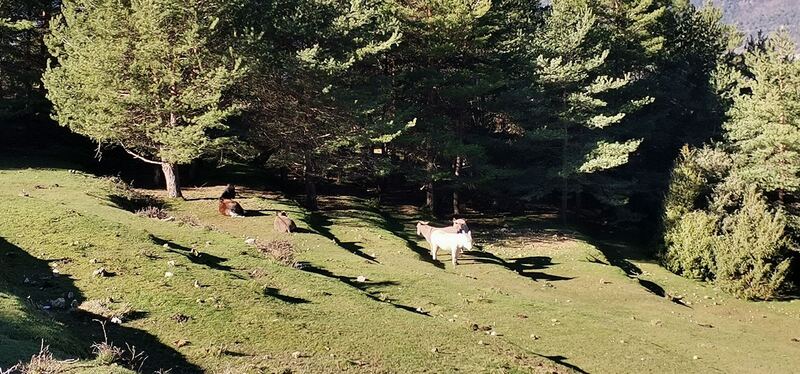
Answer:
1, 156, 799, 373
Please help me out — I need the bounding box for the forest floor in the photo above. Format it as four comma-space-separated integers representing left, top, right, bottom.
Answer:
1, 153, 799, 373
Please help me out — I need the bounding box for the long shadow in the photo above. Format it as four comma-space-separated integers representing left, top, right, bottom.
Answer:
374, 211, 446, 270
302, 212, 379, 263
541, 355, 589, 374
297, 262, 429, 317
263, 287, 310, 304
465, 251, 574, 282
150, 235, 233, 272
0, 236, 202, 372
586, 239, 689, 307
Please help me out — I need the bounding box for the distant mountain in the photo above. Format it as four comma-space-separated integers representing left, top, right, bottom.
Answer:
691, 0, 800, 44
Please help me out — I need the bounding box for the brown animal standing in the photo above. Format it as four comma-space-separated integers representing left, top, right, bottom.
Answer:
274, 211, 297, 233
219, 199, 245, 217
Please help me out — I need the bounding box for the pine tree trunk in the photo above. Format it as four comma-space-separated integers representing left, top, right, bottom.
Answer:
161, 162, 182, 198
424, 160, 435, 211
153, 165, 163, 187
561, 127, 568, 225
453, 155, 462, 215
305, 178, 318, 211
303, 156, 318, 210
425, 182, 434, 211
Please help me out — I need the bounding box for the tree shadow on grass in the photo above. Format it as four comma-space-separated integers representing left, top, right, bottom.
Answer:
297, 262, 430, 316
301, 212, 379, 264
149, 235, 233, 272
464, 251, 574, 282
584, 239, 689, 307
540, 355, 588, 374
263, 287, 310, 304
0, 236, 202, 372
373, 211, 446, 270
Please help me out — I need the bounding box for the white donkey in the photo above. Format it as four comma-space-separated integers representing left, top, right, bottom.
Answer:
417, 221, 473, 266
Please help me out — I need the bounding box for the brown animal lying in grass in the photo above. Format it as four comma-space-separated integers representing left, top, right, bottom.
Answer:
219, 199, 245, 217
220, 184, 236, 199
274, 211, 297, 233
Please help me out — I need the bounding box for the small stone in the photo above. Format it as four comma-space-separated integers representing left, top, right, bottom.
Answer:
245, 238, 256, 245
619, 340, 626, 344
163, 243, 170, 248
356, 275, 367, 283
791, 338, 800, 343
431, 347, 438, 353
174, 339, 190, 348
111, 317, 122, 324
478, 340, 485, 345
89, 258, 98, 264
550, 319, 559, 323
165, 271, 174, 278
490, 331, 497, 336
193, 280, 201, 288
530, 334, 540, 340
692, 355, 699, 360
168, 260, 176, 267
292, 351, 303, 359
67, 292, 74, 299
92, 268, 108, 277
52, 268, 60, 274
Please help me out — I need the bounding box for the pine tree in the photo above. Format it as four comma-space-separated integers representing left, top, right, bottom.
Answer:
0, 0, 58, 117
524, 0, 652, 223
241, 0, 401, 210
379, 0, 517, 215
43, 0, 245, 198
724, 30, 800, 197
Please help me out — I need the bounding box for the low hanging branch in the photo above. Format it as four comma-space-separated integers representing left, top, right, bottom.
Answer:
122, 146, 163, 165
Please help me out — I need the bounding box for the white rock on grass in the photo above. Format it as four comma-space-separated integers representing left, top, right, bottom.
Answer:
165, 272, 174, 278
356, 275, 367, 283
245, 238, 256, 245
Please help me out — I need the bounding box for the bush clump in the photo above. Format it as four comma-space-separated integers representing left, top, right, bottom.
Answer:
661, 147, 796, 300
257, 240, 296, 267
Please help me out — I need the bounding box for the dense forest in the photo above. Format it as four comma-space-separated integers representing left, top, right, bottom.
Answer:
1, 0, 798, 301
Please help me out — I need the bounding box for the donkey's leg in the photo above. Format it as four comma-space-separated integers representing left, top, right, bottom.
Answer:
431, 245, 438, 261
452, 247, 458, 266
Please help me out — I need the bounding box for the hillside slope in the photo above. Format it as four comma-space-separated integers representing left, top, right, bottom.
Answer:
692, 0, 800, 42
1, 155, 799, 373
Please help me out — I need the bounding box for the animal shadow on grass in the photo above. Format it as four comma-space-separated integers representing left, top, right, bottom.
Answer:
465, 251, 574, 282
297, 262, 429, 316
302, 212, 379, 263
373, 211, 445, 270
149, 235, 234, 272
0, 236, 202, 373
263, 287, 310, 304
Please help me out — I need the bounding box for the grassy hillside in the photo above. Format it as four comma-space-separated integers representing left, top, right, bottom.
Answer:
1, 154, 799, 373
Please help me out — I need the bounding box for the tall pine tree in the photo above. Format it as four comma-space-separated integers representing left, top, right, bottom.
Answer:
43, 0, 245, 197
